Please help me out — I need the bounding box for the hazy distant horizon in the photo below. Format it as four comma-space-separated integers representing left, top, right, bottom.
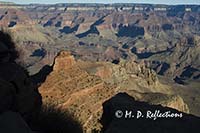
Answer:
2, 0, 200, 5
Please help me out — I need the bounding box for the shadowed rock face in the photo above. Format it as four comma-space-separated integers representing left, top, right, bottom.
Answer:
0, 111, 34, 133
0, 31, 41, 133
0, 31, 41, 120
0, 31, 18, 62
101, 93, 200, 133
162, 24, 173, 31
8, 21, 17, 27
117, 24, 145, 38
0, 31, 83, 133
59, 25, 79, 34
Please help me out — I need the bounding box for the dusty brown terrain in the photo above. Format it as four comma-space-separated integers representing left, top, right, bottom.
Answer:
39, 51, 190, 132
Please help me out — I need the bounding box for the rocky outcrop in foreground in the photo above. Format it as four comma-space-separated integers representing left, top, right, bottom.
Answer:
39, 51, 190, 132
0, 31, 82, 133
0, 31, 41, 120
0, 111, 34, 133
0, 31, 43, 133
101, 93, 200, 133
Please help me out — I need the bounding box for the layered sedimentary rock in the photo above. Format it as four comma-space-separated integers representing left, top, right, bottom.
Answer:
0, 4, 199, 82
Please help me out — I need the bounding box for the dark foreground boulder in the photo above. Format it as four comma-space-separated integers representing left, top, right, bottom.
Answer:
0, 31, 42, 121
0, 111, 35, 133
101, 93, 200, 133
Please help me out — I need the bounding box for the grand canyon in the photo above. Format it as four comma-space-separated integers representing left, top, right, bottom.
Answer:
0, 1, 199, 133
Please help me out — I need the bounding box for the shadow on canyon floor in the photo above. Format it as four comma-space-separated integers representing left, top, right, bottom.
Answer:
31, 65, 53, 85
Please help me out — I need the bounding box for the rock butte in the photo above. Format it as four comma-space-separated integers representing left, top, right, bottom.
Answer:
39, 51, 189, 132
